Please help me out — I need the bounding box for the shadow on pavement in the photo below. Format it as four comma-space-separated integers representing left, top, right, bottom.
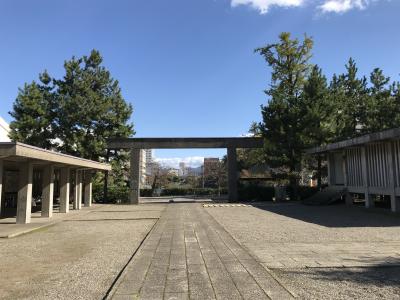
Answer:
278, 257, 400, 287
251, 202, 400, 228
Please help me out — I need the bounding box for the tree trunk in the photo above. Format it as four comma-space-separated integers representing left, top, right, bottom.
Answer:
103, 170, 109, 203
103, 149, 110, 203
317, 154, 322, 189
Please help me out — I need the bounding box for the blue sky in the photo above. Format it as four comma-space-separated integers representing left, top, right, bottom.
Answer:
1, 0, 399, 166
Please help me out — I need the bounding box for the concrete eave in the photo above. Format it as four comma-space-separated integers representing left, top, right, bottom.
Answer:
107, 137, 264, 149
306, 127, 400, 154
0, 142, 111, 170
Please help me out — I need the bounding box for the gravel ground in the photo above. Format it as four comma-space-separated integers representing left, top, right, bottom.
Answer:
206, 203, 400, 244
274, 267, 400, 300
206, 202, 400, 299
0, 204, 165, 300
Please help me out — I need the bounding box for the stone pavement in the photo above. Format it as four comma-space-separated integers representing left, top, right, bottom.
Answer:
251, 241, 400, 268
109, 203, 294, 300
205, 203, 400, 269
0, 204, 100, 238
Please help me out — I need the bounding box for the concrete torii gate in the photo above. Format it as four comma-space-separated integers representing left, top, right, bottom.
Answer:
107, 137, 264, 203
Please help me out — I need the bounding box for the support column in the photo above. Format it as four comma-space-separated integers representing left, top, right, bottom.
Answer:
130, 148, 141, 204
16, 161, 33, 224
342, 150, 353, 206
78, 171, 83, 210
361, 146, 373, 208
74, 170, 82, 210
327, 153, 333, 185
41, 164, 54, 218
0, 159, 3, 217
59, 167, 70, 213
84, 171, 92, 207
387, 141, 399, 212
227, 147, 238, 202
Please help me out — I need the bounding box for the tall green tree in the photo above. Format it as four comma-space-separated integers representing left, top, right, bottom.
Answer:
9, 71, 56, 148
10, 50, 133, 160
256, 32, 313, 197
303, 65, 332, 187
365, 68, 397, 132
9, 50, 134, 202
237, 122, 266, 171
330, 58, 368, 140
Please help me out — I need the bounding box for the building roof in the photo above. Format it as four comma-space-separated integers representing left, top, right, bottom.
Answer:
0, 142, 111, 170
307, 127, 400, 154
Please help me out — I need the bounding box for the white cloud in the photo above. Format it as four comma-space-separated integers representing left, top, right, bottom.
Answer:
230, 0, 378, 14
318, 0, 368, 13
155, 156, 205, 169
231, 0, 305, 14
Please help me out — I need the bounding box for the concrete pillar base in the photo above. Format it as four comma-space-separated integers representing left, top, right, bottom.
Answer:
391, 195, 400, 213
16, 161, 33, 224
365, 193, 374, 208
59, 167, 70, 213
84, 171, 92, 207
74, 170, 82, 210
345, 192, 353, 206
41, 164, 54, 218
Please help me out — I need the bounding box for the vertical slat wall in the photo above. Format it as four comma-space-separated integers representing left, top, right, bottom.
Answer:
345, 148, 363, 186
393, 140, 400, 187
366, 143, 391, 187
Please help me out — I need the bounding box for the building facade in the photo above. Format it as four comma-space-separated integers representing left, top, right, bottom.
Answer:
179, 162, 187, 177
0, 142, 110, 224
203, 158, 219, 178
140, 149, 147, 186
0, 117, 11, 142
308, 128, 400, 212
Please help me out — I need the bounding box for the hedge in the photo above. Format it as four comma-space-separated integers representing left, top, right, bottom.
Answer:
238, 185, 275, 201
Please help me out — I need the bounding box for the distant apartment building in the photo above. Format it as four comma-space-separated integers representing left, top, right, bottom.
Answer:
203, 158, 220, 178
0, 117, 11, 142
203, 158, 220, 188
168, 168, 180, 177
145, 149, 153, 164
187, 166, 203, 177
179, 162, 187, 177
140, 149, 147, 186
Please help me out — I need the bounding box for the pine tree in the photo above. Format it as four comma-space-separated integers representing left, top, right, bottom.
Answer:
9, 50, 134, 202
303, 65, 332, 187
237, 122, 265, 170
9, 71, 56, 148
331, 58, 368, 139
54, 50, 134, 160
256, 32, 313, 197
365, 68, 396, 132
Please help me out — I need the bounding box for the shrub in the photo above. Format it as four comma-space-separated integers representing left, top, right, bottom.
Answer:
139, 188, 227, 197
140, 189, 153, 197
92, 181, 130, 203
238, 184, 275, 201
286, 185, 319, 200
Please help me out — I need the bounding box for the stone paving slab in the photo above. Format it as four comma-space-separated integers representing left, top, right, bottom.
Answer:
0, 204, 103, 238
110, 203, 294, 300
0, 204, 164, 300
205, 203, 400, 269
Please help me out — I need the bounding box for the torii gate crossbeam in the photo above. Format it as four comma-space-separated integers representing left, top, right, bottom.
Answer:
107, 137, 264, 203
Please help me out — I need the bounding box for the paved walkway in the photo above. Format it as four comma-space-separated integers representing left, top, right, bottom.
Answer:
110, 203, 293, 300
205, 203, 400, 269
0, 204, 164, 300
0, 204, 101, 238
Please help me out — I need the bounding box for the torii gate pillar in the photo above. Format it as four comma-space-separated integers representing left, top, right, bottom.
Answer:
130, 149, 141, 204
227, 147, 238, 202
